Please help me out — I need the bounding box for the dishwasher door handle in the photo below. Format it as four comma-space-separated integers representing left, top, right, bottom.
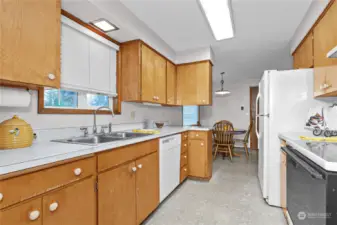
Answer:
282, 147, 324, 180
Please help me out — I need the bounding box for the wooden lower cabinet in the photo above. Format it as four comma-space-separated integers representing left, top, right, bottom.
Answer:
135, 152, 159, 224
98, 162, 137, 225
42, 178, 96, 225
280, 151, 287, 209
188, 131, 212, 179
98, 152, 159, 225
0, 198, 42, 225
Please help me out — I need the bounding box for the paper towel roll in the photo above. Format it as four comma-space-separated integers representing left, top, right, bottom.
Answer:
0, 87, 31, 107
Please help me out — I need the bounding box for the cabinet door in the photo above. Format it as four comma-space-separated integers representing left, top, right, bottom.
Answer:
0, 0, 60, 88
188, 140, 207, 177
293, 33, 313, 69
135, 152, 159, 224
61, 24, 90, 90
280, 151, 287, 209
141, 45, 156, 102
0, 198, 42, 225
89, 39, 111, 93
154, 54, 167, 104
98, 162, 137, 225
43, 178, 95, 225
314, 1, 337, 68
177, 64, 198, 105
166, 61, 177, 105
195, 61, 212, 105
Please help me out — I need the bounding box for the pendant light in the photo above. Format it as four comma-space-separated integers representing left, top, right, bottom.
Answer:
215, 72, 230, 96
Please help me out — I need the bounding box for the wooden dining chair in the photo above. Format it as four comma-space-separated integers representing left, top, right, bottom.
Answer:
212, 120, 235, 161
234, 121, 253, 159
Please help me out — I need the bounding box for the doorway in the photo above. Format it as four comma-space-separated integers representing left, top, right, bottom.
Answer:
250, 86, 259, 150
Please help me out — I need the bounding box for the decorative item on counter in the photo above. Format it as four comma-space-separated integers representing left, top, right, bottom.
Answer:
305, 107, 337, 137
300, 136, 337, 143
155, 122, 164, 129
132, 129, 160, 134
0, 115, 34, 150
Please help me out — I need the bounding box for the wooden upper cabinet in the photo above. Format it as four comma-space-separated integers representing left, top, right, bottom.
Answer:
98, 162, 137, 225
314, 0, 337, 68
141, 45, 156, 102
166, 61, 177, 105
135, 152, 159, 224
0, 198, 42, 225
177, 61, 213, 105
0, 0, 61, 88
42, 178, 96, 225
121, 40, 167, 104
293, 32, 314, 69
313, 0, 337, 97
154, 54, 167, 104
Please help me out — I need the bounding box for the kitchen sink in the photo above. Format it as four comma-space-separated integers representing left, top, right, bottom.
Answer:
52, 132, 152, 146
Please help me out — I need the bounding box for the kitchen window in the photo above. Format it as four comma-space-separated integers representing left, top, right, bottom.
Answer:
183, 106, 200, 126
38, 88, 120, 115
44, 88, 110, 109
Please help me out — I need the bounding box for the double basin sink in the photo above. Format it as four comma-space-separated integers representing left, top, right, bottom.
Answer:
52, 132, 152, 146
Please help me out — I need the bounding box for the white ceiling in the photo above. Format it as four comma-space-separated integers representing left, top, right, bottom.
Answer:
63, 0, 313, 83
120, 0, 313, 54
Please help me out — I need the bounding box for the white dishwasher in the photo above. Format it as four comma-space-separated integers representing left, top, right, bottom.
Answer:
159, 134, 181, 202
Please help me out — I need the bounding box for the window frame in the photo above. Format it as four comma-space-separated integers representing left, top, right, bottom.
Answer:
38, 10, 121, 115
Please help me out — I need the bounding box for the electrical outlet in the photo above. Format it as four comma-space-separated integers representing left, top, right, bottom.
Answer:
131, 111, 136, 120
241, 106, 244, 111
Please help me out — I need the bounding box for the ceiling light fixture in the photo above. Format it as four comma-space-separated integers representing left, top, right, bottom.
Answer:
199, 0, 234, 40
215, 72, 231, 96
90, 19, 119, 33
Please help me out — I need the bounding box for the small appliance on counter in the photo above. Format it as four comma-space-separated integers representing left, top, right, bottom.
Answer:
0, 115, 34, 150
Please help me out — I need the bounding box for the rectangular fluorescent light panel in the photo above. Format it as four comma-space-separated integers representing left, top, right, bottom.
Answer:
199, 0, 234, 40
91, 19, 118, 32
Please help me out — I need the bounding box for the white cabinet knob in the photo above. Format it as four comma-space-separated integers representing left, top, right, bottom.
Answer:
184, 156, 187, 158
138, 164, 142, 169
131, 167, 137, 172
48, 73, 56, 80
184, 144, 187, 147
196, 134, 199, 137
49, 202, 59, 212
184, 168, 187, 172
201, 143, 204, 146
29, 210, 40, 221
74, 168, 82, 176
202, 100, 206, 103
0, 193, 3, 202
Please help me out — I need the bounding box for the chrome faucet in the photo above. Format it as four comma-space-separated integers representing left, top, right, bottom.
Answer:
93, 106, 114, 134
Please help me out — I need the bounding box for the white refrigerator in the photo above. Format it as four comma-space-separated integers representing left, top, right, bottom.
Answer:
256, 69, 329, 207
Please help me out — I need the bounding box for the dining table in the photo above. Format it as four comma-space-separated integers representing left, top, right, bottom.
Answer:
222, 129, 247, 157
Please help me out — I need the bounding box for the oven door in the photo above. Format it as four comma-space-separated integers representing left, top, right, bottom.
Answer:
283, 147, 327, 225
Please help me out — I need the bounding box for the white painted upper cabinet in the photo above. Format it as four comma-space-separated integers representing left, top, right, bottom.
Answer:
61, 16, 119, 96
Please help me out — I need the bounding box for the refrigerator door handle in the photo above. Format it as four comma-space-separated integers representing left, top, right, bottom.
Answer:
255, 93, 261, 139
257, 114, 270, 118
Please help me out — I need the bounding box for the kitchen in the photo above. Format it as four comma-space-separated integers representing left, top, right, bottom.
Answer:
1, 0, 337, 225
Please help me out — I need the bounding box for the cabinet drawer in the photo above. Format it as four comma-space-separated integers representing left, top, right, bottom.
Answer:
180, 165, 188, 183
0, 198, 42, 225
97, 139, 158, 172
181, 132, 188, 141
180, 152, 188, 168
181, 140, 188, 154
188, 131, 206, 140
0, 157, 95, 209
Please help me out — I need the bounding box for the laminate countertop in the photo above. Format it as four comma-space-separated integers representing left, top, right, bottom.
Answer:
279, 132, 337, 172
0, 126, 211, 176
